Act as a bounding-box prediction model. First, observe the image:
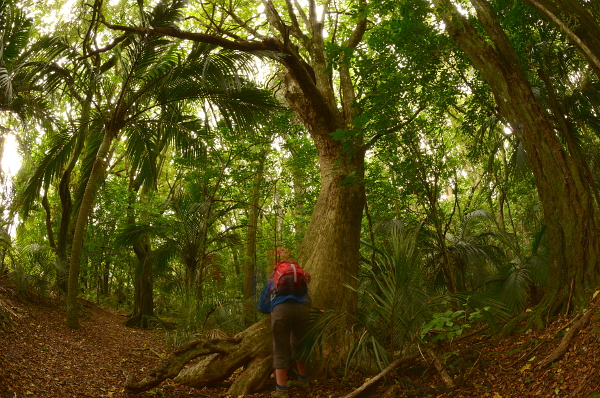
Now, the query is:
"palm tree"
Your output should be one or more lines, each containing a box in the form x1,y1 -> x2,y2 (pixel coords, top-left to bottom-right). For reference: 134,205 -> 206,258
114,190 -> 239,331
65,44 -> 273,328
437,210 -> 506,292
16,0 -> 275,329
0,0 -> 64,121
307,219 -> 506,374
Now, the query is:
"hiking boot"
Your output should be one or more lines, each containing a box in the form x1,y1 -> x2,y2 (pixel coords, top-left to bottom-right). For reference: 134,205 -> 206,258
287,378 -> 310,390
271,387 -> 290,398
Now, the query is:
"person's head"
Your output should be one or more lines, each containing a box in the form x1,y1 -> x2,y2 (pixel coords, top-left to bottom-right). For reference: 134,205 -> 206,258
272,247 -> 293,264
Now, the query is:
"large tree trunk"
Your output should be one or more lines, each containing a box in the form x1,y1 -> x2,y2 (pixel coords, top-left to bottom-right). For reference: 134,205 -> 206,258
433,0 -> 600,316
110,0 -> 368,390
297,137 -> 365,314
125,236 -> 154,328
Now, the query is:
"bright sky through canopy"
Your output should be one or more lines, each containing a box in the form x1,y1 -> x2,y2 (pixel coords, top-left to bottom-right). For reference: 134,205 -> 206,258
2,134 -> 21,177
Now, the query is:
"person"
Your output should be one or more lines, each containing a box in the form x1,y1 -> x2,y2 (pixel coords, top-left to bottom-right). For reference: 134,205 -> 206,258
258,249 -> 311,398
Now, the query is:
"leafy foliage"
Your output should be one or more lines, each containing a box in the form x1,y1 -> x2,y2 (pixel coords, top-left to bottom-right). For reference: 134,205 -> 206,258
305,220 -> 507,374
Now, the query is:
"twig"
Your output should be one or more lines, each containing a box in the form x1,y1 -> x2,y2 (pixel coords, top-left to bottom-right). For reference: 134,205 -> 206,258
465,351 -> 482,378
570,376 -> 590,397
508,340 -> 546,367
78,34 -> 129,59
454,325 -> 489,342
340,354 -> 419,398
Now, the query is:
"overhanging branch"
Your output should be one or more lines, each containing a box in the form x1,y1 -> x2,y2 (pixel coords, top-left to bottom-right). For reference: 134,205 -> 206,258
101,20 -> 281,53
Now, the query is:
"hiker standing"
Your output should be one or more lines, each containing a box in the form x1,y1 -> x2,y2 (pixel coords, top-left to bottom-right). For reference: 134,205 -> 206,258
258,249 -> 311,398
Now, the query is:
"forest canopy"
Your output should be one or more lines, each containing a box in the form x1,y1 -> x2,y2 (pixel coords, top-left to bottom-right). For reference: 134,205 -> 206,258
1,0 -> 600,394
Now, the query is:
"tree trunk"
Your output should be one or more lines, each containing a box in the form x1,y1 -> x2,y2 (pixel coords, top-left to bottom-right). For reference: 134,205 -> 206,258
298,146 -> 365,314
125,183 -> 155,328
102,259 -> 110,296
280,65 -> 366,315
55,168 -> 74,295
243,153 -> 265,325
125,236 -> 154,328
56,89 -> 92,295
56,110 -> 92,293
41,193 -> 56,249
66,131 -> 114,329
433,0 -> 600,315
523,0 -> 600,77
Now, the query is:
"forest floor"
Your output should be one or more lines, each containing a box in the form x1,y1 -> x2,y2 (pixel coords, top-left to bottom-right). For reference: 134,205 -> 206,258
1,285 -> 600,398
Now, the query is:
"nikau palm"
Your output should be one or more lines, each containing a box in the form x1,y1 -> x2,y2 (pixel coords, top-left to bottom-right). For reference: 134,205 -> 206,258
8,0 -> 275,329
66,48 -> 271,328
0,0 -> 61,120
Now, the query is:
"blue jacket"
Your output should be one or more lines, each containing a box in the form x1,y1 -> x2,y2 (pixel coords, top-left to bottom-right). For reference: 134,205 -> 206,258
257,279 -> 310,314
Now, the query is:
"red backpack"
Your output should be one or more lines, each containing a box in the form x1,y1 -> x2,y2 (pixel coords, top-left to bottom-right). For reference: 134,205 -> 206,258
272,261 -> 311,296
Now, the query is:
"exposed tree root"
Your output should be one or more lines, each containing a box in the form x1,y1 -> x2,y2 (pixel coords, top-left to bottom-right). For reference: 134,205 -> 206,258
538,294 -> 600,368
123,317 -> 272,394
499,312 -> 528,337
124,313 -> 175,329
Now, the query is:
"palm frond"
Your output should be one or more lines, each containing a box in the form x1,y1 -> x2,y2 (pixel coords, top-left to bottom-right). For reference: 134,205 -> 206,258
150,0 -> 188,29
18,129 -> 79,216
125,123 -> 161,189
114,223 -> 155,247
0,1 -> 32,64
500,263 -> 532,313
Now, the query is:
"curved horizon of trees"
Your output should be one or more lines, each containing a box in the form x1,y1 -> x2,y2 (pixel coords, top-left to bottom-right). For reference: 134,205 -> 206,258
1,0 -> 600,388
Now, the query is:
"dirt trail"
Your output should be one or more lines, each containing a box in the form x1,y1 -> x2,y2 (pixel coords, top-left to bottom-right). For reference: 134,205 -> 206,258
0,296 -> 360,397
1,291 -> 600,397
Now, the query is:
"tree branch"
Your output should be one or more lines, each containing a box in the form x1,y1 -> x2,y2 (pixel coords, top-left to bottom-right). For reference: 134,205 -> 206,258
525,0 -> 600,76
79,32 -> 129,60
344,0 -> 367,48
292,0 -> 310,30
261,0 -> 287,39
363,104 -> 426,150
283,0 -> 304,41
101,20 -> 281,53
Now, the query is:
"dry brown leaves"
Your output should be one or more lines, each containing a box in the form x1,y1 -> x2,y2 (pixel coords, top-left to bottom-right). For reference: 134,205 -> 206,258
1,289 -> 599,398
